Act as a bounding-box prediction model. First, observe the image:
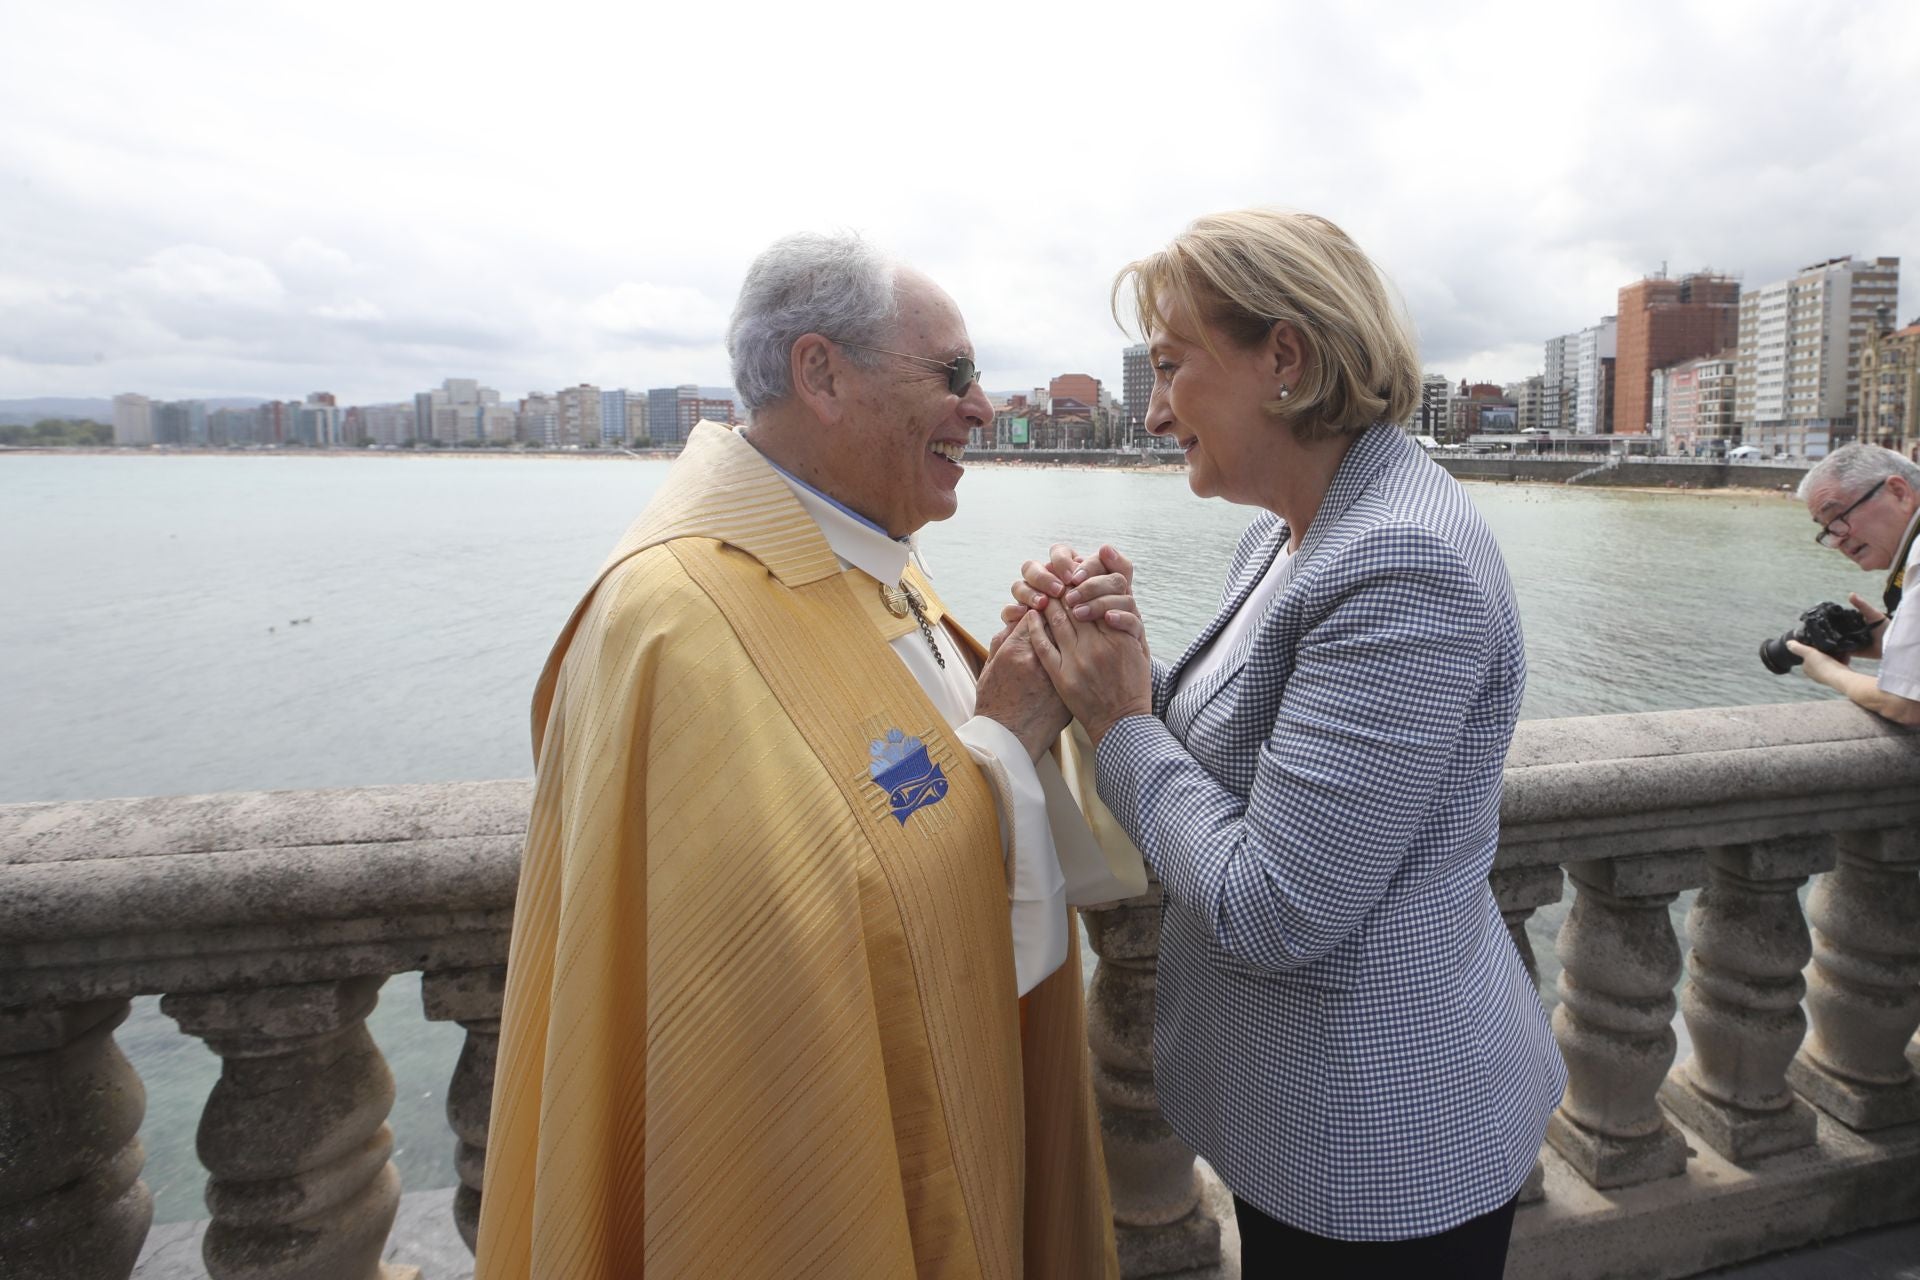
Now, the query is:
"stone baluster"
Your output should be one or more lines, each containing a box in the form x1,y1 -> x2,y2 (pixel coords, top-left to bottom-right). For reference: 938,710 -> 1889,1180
1660,838 -> 1829,1161
1491,865 -> 1563,992
421,965 -> 506,1253
1083,880 -> 1222,1278
1491,865 -> 1563,1204
0,999 -> 152,1279
1789,826 -> 1920,1129
1547,853 -> 1699,1188
162,976 -> 418,1280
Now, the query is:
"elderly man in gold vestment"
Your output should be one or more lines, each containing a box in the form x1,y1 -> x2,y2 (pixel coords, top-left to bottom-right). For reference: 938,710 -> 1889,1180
474,233 -> 1128,1278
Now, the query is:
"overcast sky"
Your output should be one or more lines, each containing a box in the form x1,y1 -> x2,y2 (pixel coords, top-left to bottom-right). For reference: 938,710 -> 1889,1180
3,0 -> 1917,406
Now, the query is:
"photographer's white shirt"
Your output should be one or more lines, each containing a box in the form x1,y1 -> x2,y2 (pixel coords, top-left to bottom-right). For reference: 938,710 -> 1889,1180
1878,508 -> 1920,702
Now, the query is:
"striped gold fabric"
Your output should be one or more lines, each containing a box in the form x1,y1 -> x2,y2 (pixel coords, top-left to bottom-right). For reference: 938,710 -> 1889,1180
476,423 -> 1116,1278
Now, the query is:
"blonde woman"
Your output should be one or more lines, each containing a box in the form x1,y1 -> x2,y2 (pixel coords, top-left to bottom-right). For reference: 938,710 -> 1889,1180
1011,210 -> 1564,1275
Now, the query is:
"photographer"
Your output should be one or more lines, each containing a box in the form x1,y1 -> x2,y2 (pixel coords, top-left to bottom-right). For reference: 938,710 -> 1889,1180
1791,444 -> 1920,726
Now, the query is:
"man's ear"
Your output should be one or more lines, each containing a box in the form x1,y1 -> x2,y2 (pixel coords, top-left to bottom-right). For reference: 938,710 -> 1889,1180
1891,472 -> 1918,510
791,333 -> 845,424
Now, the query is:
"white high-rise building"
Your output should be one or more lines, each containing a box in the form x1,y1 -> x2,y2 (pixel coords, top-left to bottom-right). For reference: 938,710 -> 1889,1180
1736,255 -> 1901,458
1574,318 -> 1617,434
296,394 -> 340,447
416,378 -> 502,444
1542,333 -> 1577,432
113,393 -> 154,446
1417,374 -> 1451,439
361,404 -> 415,446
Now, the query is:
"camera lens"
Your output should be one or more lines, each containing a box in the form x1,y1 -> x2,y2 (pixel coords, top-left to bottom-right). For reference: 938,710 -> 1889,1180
1759,635 -> 1802,675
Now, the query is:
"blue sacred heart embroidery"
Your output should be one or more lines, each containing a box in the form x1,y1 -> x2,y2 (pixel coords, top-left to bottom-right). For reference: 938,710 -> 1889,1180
868,728 -> 949,826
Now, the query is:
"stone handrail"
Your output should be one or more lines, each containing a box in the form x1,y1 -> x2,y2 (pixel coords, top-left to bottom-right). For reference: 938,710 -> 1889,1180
2,702 -> 1917,1278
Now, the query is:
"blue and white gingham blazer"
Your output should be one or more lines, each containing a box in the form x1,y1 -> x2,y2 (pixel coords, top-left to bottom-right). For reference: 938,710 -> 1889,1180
1096,424 -> 1565,1241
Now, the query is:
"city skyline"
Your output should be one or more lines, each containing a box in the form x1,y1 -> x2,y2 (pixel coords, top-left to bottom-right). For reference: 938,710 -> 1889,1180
3,3 -> 1917,406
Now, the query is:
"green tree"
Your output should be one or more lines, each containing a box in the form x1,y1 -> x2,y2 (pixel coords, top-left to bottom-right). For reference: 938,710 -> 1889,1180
1,418 -> 112,446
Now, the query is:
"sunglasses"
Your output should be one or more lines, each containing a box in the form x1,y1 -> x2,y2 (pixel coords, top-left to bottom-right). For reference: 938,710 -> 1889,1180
833,340 -> 980,396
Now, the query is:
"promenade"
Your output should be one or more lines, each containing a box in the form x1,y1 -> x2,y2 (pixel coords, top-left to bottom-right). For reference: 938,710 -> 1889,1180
5,699 -> 1917,1279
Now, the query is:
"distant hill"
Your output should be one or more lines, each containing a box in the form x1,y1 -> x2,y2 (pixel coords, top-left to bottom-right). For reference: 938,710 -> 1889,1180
0,396 -> 265,426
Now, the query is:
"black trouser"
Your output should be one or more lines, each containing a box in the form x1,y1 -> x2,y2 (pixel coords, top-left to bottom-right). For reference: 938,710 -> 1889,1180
1233,1192 -> 1519,1278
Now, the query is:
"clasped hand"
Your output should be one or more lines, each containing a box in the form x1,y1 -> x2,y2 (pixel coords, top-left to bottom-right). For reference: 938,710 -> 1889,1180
984,543 -> 1153,747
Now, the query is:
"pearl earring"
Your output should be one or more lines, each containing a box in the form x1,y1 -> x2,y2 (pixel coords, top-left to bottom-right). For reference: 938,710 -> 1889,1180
1277,385 -> 1291,400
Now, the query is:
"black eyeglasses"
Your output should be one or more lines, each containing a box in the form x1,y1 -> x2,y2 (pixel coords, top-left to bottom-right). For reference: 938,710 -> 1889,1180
1815,478 -> 1886,547
833,340 -> 980,396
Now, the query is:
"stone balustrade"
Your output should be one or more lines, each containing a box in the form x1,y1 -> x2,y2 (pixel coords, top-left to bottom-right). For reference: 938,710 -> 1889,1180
0,782 -> 527,1280
2,703 -> 1917,1279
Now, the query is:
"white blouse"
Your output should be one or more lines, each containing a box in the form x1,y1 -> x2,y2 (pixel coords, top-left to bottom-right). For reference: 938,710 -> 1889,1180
1174,539 -> 1292,700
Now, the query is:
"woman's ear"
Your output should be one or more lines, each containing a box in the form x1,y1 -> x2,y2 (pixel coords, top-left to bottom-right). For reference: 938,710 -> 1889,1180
1269,321 -> 1308,393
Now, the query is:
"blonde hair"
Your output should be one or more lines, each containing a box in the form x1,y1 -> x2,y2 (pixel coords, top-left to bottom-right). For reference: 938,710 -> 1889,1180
1114,209 -> 1420,439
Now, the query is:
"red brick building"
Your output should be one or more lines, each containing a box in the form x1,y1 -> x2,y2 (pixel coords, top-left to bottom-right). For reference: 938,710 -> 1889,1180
1048,374 -> 1101,408
1614,273 -> 1739,436
1448,381 -> 1513,443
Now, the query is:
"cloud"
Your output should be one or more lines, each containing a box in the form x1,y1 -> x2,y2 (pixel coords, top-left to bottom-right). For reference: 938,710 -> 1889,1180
1,0 -> 1916,402
126,246 -> 285,309
582,282 -> 730,346
283,237 -> 357,276
312,299 -> 384,323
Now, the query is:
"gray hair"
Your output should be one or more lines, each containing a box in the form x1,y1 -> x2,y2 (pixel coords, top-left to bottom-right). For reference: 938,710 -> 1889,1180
1797,443 -> 1920,502
727,232 -> 900,414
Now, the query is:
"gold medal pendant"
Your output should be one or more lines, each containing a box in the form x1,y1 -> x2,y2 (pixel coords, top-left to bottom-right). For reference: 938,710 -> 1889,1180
880,580 -> 944,668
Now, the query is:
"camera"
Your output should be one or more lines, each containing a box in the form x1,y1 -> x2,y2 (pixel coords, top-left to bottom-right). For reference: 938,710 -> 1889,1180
1759,602 -> 1877,674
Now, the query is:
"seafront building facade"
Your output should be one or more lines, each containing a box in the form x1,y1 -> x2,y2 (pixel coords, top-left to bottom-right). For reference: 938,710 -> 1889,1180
111,393 -> 154,446
1541,320 -> 1616,436
1447,381 -> 1514,443
1508,375 -> 1544,433
599,388 -> 640,445
1735,255 -> 1901,458
1573,318 -> 1617,434
1614,272 -> 1740,436
1651,354 -> 1738,454
1417,373 -> 1453,440
1860,316 -> 1920,458
358,403 -> 416,447
554,384 -> 603,448
646,385 -> 735,447
1542,333 -> 1576,432
1122,343 -> 1150,444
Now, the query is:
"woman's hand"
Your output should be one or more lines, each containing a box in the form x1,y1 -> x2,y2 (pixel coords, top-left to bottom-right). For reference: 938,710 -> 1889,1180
992,543 -> 1147,657
1023,592 -> 1153,746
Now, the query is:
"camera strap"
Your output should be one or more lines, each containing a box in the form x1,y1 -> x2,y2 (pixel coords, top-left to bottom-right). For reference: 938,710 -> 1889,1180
1886,511 -> 1920,618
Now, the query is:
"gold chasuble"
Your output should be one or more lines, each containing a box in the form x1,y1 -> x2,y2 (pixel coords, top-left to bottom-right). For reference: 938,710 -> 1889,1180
475,423 -> 1117,1279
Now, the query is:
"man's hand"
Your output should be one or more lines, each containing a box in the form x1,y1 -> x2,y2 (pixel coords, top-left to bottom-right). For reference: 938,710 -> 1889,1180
1849,593 -> 1889,661
1025,595 -> 1154,747
1788,640 -> 1853,688
1788,639 -> 1920,726
974,616 -> 1073,760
